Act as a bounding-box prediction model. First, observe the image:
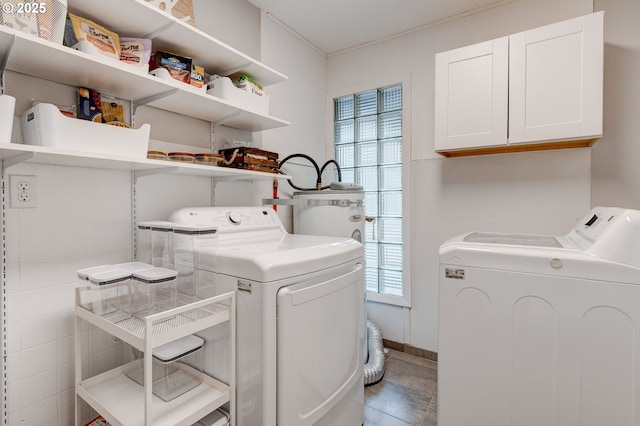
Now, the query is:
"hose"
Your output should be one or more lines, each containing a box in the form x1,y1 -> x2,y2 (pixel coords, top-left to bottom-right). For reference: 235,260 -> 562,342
364,320 -> 386,385
278,153 -> 342,191
319,159 -> 342,190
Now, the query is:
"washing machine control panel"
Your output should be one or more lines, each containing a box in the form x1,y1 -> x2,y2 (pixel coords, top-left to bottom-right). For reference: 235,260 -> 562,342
170,207 -> 284,233
571,206 -> 624,244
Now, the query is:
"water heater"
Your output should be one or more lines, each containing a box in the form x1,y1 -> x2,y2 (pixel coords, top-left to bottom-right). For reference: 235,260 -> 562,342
293,189 -> 365,242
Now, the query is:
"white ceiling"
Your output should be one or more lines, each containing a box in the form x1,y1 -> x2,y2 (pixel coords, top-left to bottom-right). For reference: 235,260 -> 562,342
248,0 -> 508,54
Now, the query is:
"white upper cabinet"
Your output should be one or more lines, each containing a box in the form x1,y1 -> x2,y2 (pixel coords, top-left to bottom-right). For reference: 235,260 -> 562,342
509,12 -> 603,145
434,12 -> 604,156
434,37 -> 508,152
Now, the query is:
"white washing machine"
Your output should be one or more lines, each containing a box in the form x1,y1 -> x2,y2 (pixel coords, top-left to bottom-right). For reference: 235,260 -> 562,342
169,207 -> 365,426
438,206 -> 640,426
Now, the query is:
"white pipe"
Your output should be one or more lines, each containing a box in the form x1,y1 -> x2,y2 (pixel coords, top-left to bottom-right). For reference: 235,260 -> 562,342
364,320 -> 386,385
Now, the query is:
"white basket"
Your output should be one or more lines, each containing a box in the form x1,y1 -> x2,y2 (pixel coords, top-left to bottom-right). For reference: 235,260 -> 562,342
21,103 -> 150,159
0,0 -> 67,44
207,76 -> 269,115
0,95 -> 16,144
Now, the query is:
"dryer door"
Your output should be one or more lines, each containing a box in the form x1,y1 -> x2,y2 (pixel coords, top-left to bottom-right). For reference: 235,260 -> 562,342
276,263 -> 365,426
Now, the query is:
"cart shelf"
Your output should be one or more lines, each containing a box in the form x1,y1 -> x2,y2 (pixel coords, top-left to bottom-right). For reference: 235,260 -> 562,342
78,363 -> 228,426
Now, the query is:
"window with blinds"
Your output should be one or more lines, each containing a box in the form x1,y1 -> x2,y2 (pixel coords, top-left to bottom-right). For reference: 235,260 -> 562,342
333,85 -> 403,296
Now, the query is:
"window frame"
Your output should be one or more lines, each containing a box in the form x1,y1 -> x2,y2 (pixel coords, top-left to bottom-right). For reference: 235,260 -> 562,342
326,73 -> 412,308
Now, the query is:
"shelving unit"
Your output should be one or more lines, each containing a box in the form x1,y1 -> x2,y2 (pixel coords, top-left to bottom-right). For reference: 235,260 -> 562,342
0,142 -> 291,183
0,24 -> 289,131
67,0 -> 287,87
1,3 -> 289,423
75,291 -> 236,426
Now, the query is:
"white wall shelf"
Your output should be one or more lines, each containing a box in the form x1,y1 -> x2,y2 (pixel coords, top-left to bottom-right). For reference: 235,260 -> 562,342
67,0 -> 287,87
0,143 -> 290,183
0,25 -> 289,131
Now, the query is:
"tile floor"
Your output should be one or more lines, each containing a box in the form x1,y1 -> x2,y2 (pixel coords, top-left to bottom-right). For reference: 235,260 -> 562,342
364,349 -> 438,425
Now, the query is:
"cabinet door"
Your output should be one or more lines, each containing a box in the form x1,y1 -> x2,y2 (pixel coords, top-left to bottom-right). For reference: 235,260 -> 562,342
509,12 -> 603,144
434,37 -> 508,152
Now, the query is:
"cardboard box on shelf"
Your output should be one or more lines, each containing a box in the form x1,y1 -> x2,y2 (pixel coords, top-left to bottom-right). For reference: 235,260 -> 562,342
144,0 -> 196,26
150,50 -> 192,84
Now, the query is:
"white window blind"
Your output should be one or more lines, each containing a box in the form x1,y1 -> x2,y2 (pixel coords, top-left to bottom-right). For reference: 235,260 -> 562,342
334,85 -> 403,296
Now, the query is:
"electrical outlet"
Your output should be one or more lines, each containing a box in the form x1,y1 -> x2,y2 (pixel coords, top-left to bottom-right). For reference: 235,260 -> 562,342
9,175 -> 37,208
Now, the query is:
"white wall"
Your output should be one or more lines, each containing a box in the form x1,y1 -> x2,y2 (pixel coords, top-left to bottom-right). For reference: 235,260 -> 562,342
259,13 -> 329,229
591,0 -> 640,208
327,0 -> 594,352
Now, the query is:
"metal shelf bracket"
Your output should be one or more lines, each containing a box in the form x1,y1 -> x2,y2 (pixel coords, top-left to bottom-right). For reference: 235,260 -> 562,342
1,152 -> 36,174
133,166 -> 180,182
133,88 -> 180,112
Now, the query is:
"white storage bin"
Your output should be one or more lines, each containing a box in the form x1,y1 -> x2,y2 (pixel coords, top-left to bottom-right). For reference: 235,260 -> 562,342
0,95 -> 16,144
128,267 -> 178,318
21,103 -> 150,158
121,334 -> 205,402
207,76 -> 270,115
1,0 -> 67,44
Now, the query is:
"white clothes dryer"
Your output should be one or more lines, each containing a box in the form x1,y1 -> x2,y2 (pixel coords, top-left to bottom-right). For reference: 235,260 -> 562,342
169,207 -> 365,426
438,206 -> 640,426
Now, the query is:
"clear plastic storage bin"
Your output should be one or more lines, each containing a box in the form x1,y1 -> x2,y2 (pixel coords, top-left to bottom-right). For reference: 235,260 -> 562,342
120,334 -> 205,402
83,268 -> 132,322
128,267 -> 178,318
136,221 -> 175,268
172,224 -> 218,299
193,409 -> 230,426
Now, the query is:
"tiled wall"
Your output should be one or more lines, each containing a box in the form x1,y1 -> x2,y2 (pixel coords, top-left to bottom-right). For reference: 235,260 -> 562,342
4,163 -> 133,424
3,164 -> 219,424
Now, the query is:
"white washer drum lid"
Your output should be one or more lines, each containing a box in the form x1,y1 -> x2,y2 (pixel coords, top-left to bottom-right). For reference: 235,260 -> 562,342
195,233 -> 363,282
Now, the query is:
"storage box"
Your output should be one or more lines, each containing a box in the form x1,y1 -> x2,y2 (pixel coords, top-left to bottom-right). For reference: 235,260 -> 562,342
218,147 -> 279,173
21,103 -> 150,158
194,409 -> 230,426
137,221 -> 175,267
172,224 -> 218,298
120,334 -> 204,402
0,95 -> 16,144
144,0 -> 196,27
150,50 -> 192,84
207,76 -> 270,115
77,266 -> 133,322
77,87 -> 102,122
128,267 -> 178,318
1,0 -> 67,44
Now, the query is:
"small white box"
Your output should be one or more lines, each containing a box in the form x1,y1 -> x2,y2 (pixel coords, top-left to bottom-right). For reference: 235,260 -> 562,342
207,76 -> 269,115
21,103 -> 150,159
0,95 -> 16,144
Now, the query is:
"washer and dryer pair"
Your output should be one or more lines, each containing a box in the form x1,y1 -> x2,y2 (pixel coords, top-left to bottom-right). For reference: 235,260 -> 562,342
169,206 -> 365,426
439,206 -> 640,426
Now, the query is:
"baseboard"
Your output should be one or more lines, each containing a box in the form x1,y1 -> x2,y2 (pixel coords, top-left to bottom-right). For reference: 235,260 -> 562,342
382,338 -> 438,362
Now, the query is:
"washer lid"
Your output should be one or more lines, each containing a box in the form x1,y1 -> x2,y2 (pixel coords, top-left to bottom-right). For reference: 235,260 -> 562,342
463,232 -> 562,247
195,233 -> 363,282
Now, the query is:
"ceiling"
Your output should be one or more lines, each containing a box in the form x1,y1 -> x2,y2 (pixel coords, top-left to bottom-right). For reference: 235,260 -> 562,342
248,0 -> 508,55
